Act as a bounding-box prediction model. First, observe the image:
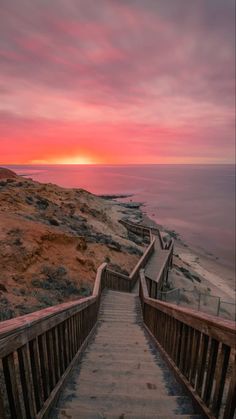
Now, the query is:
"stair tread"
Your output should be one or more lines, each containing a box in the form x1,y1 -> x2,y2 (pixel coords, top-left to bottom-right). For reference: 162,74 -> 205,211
50,290 -> 202,418
58,395 -> 198,415
79,359 -> 164,370
62,377 -> 185,397
53,408 -> 202,419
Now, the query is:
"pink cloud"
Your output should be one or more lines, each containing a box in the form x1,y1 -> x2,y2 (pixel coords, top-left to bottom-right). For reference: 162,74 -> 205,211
0,0 -> 234,164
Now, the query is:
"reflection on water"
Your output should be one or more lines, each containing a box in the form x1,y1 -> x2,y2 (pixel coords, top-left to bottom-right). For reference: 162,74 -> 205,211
6,164 -> 235,268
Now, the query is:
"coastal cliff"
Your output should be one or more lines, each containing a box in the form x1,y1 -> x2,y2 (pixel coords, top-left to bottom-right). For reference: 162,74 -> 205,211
0,168 -> 144,320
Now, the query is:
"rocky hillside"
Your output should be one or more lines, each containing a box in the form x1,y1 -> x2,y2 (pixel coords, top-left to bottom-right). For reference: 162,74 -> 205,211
0,168 -> 144,320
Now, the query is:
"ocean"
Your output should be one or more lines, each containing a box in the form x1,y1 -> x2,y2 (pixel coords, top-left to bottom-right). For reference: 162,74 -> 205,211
5,164 -> 235,269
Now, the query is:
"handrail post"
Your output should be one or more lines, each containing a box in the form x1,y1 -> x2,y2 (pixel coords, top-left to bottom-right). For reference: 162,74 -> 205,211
177,288 -> 180,305
198,292 -> 201,311
217,297 -> 221,317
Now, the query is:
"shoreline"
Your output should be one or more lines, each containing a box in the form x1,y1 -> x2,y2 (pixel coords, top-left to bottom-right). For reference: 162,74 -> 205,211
106,194 -> 236,303
117,198 -> 235,308
9,165 -> 235,271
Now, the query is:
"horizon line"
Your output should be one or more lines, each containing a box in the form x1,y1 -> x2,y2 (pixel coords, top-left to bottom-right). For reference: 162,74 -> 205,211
1,163 -> 235,166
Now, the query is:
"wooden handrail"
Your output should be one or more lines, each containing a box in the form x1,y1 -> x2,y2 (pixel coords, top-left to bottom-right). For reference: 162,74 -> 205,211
139,270 -> 236,419
0,263 -> 107,419
155,244 -> 173,285
105,235 -> 155,292
1,216 -> 234,419
0,230 -> 155,419
119,219 -> 151,239
0,263 -> 106,343
119,219 -> 172,250
120,219 -> 174,292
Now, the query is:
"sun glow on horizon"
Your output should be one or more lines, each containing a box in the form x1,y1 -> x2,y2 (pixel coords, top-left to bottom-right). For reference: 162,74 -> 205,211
31,156 -> 97,165
0,1 -> 234,165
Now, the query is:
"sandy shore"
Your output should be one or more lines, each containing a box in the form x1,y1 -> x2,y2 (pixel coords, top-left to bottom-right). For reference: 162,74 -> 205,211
135,209 -> 235,320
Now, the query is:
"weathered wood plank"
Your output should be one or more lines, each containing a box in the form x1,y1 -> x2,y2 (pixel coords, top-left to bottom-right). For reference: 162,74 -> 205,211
0,297 -> 96,358
2,353 -> 23,419
223,353 -> 236,419
57,323 -> 65,375
63,320 -> 70,368
141,294 -> 235,347
52,327 -> 61,383
179,323 -> 187,373
0,360 -> 8,419
46,330 -> 56,390
184,326 -> 194,379
36,322 -> 98,419
0,263 -> 107,359
212,343 -> 230,417
202,338 -> 219,406
196,334 -> 209,396
29,337 -> 44,410
140,268 -> 236,419
143,323 -> 215,419
190,329 -> 201,387
38,333 -> 50,400
18,343 -> 37,418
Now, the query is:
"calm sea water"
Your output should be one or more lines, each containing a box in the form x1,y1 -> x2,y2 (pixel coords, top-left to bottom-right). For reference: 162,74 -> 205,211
6,165 -> 235,268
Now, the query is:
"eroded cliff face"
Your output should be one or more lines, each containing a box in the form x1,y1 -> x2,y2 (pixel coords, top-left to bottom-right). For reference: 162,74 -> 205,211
0,168 -> 143,320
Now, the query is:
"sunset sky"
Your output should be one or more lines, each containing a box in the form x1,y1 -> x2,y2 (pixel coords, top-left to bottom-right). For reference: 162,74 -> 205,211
0,0 -> 235,164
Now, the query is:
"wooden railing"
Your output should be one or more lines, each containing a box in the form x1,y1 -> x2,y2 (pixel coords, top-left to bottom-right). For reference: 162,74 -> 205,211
0,217 -> 159,419
104,234 -> 155,292
119,219 -> 173,250
0,227 -> 155,419
0,263 -> 107,419
120,219 -> 174,292
119,219 -> 151,240
139,270 -> 236,419
1,217 -> 234,419
146,239 -> 174,293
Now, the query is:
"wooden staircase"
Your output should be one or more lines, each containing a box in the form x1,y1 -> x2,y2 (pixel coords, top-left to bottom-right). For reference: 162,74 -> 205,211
0,221 -> 235,419
52,290 -> 202,418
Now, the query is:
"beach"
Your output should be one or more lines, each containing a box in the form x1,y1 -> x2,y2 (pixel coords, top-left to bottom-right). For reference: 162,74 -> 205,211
139,210 -> 235,319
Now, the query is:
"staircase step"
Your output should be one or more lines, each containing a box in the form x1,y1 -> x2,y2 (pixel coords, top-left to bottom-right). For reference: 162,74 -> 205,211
50,290 -> 202,418
75,363 -> 180,382
94,332 -> 146,340
78,359 -> 176,375
99,316 -> 138,319
96,324 -> 144,332
100,309 -> 138,314
100,305 -> 138,310
102,296 -> 136,301
98,320 -> 139,324
98,319 -> 144,335
59,395 -> 199,416
94,328 -> 145,335
53,408 -> 203,419
93,337 -> 148,345
101,303 -> 138,306
84,342 -> 150,350
83,350 -> 155,362
98,320 -> 141,325
100,307 -> 137,311
63,375 -> 186,397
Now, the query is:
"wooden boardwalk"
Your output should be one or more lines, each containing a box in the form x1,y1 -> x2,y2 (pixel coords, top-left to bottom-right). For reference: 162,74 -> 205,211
52,290 -> 202,418
0,221 -> 235,419
144,233 -> 169,281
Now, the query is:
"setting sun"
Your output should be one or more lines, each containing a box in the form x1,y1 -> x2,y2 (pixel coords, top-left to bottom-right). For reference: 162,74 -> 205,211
31,156 -> 96,165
